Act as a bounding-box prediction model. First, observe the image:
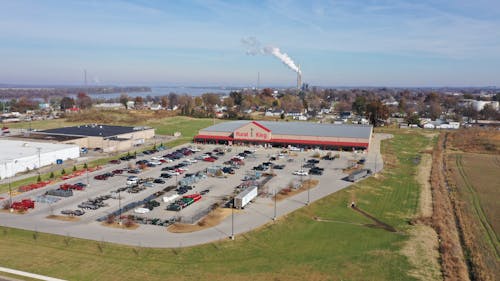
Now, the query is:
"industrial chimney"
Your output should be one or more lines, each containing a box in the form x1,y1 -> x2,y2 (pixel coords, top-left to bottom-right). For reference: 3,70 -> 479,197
296,65 -> 302,90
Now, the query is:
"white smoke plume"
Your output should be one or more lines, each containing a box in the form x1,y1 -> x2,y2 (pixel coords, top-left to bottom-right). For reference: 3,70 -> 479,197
242,36 -> 301,74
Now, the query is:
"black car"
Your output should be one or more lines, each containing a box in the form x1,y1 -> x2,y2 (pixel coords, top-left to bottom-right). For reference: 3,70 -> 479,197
200,189 -> 210,195
222,167 -> 235,174
253,165 -> 267,171
243,150 -> 253,154
307,159 -> 320,164
160,173 -> 172,178
309,169 -> 323,175
272,164 -> 285,169
154,178 -> 166,184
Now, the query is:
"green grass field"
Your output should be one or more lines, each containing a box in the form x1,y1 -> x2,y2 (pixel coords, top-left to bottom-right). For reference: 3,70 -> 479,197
0,129 -> 430,281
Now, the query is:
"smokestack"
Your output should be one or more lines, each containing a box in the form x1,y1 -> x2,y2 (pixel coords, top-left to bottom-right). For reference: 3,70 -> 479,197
297,65 -> 302,90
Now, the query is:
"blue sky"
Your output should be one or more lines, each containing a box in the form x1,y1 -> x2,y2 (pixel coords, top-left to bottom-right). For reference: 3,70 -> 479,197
1,0 -> 499,87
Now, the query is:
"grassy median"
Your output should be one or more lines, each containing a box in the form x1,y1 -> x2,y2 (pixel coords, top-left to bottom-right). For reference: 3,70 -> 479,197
0,129 -> 431,281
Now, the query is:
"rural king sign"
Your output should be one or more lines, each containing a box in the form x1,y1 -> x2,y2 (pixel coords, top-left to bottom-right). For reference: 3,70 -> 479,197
234,122 -> 271,140
235,131 -> 268,140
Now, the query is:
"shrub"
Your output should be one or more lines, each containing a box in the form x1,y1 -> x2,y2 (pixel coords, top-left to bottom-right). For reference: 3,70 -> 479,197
106,214 -> 115,224
72,165 -> 77,172
83,163 -> 88,169
49,172 -> 55,179
61,169 -> 66,175
37,175 -> 42,182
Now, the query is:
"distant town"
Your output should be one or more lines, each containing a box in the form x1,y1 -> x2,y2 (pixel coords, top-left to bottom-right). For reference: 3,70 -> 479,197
1,86 -> 499,130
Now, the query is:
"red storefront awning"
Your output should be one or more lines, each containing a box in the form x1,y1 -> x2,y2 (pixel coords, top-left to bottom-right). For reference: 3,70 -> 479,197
269,138 -> 369,148
194,135 -> 233,141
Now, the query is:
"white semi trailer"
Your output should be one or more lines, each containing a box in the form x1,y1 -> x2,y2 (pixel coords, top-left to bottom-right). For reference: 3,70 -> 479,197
234,185 -> 258,209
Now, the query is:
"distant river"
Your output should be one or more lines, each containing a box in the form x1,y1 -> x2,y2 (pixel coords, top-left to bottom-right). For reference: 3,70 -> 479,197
87,87 -> 234,99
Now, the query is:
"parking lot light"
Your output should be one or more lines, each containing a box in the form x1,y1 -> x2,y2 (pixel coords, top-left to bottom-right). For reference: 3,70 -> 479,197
230,200 -> 235,240
273,189 -> 277,221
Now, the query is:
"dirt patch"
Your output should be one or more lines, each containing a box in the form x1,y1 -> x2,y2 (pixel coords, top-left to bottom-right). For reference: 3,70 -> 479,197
417,154 -> 433,218
0,209 -> 27,215
46,215 -> 80,222
167,208 -> 234,233
275,179 -> 319,201
351,206 -> 397,232
101,221 -> 139,230
401,224 -> 442,281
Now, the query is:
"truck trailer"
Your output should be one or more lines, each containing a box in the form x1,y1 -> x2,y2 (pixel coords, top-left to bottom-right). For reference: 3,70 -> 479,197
234,185 -> 258,209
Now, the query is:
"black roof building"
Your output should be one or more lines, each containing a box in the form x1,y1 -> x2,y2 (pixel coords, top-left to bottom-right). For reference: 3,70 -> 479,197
39,124 -> 150,138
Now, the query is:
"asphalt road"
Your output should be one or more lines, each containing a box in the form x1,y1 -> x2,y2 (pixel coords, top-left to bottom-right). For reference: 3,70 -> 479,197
0,134 -> 390,248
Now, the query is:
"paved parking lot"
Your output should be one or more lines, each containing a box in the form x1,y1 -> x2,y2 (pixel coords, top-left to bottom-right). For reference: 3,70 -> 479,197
0,133 -> 390,247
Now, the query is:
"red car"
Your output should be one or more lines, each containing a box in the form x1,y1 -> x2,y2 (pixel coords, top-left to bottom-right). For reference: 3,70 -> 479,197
109,159 -> 121,164
112,169 -> 123,174
203,157 -> 216,162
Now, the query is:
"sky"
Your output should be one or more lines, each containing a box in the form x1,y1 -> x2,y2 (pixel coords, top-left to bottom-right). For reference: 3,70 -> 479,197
0,0 -> 499,87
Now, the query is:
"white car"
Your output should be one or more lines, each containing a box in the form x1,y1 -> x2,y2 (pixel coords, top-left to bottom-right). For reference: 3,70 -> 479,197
149,161 -> 162,165
151,156 -> 163,161
189,147 -> 201,152
187,159 -> 198,163
292,170 -> 308,176
126,179 -> 138,185
289,146 -> 301,151
167,171 -> 180,176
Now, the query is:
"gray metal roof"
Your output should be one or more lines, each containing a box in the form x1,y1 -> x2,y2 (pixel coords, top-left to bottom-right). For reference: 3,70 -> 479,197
200,120 -> 372,139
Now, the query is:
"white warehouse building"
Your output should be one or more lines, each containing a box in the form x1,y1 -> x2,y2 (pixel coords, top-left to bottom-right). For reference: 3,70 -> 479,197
0,140 -> 80,179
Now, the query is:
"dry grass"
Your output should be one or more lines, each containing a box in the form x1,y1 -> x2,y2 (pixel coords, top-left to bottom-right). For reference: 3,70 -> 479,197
46,215 -> 80,222
65,109 -> 177,125
430,133 -> 470,281
445,153 -> 500,281
447,128 -> 500,154
167,208 -> 234,233
100,221 -> 139,230
401,224 -> 442,281
417,154 -> 433,218
275,179 -> 319,201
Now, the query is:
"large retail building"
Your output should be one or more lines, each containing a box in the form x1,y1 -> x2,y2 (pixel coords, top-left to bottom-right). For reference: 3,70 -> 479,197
194,120 -> 372,150
24,124 -> 155,153
0,140 -> 80,179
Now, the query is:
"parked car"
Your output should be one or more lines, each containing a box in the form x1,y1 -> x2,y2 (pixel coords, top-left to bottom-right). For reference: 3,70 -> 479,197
292,170 -> 308,176
109,159 -> 121,164
154,178 -> 166,184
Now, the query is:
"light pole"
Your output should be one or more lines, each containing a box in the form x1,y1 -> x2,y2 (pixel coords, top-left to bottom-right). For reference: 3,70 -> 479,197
306,174 -> 311,206
86,162 -> 90,187
273,188 -> 277,221
36,147 -> 41,171
118,189 -> 122,225
230,199 -> 235,240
